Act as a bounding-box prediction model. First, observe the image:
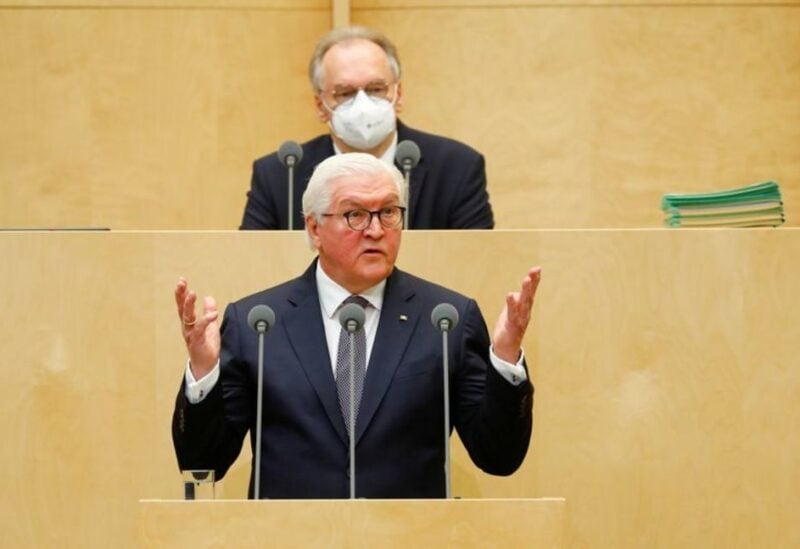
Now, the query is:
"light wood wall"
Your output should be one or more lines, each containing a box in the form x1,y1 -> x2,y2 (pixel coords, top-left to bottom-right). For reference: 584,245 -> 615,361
1,1 -> 798,229
1,230 -> 798,548
0,1 -> 330,230
354,0 -> 800,228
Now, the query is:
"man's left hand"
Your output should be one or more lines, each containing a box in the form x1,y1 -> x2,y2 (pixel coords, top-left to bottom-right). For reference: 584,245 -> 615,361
492,267 -> 542,363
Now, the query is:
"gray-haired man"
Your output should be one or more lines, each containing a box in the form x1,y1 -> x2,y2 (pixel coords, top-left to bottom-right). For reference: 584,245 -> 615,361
240,26 -> 494,230
179,153 -> 539,498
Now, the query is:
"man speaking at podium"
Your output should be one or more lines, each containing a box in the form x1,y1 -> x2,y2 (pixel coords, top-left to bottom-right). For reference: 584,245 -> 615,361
175,153 -> 540,498
240,26 -> 494,231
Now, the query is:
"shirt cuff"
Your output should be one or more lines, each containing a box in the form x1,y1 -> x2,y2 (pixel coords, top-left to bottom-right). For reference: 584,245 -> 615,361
489,346 -> 528,386
184,359 -> 221,404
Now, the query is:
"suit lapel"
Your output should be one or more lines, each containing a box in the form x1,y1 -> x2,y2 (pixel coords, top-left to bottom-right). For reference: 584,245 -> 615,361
283,261 -> 348,444
280,263 -> 423,446
356,269 -> 420,443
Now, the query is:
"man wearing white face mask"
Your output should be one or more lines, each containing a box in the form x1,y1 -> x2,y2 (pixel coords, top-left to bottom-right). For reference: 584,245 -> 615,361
240,26 -> 495,231
325,87 -> 398,151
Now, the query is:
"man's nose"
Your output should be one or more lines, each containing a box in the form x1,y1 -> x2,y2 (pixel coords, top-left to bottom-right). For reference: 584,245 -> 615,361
363,213 -> 385,236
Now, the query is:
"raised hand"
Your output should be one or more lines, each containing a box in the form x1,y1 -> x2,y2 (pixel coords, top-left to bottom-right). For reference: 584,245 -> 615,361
174,277 -> 221,380
492,267 -> 542,364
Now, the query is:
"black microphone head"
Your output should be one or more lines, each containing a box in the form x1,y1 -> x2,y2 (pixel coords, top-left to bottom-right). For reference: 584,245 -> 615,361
395,140 -> 421,169
248,304 -> 276,334
339,302 -> 366,333
431,303 -> 459,332
278,141 -> 303,167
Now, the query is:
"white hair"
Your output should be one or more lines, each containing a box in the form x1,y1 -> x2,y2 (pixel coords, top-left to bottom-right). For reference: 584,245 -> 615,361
302,153 -> 407,249
308,26 -> 401,93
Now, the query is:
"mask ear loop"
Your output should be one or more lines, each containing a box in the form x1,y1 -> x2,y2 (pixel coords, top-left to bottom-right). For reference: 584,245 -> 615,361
319,94 -> 339,136
387,82 -> 399,108
320,93 -> 337,114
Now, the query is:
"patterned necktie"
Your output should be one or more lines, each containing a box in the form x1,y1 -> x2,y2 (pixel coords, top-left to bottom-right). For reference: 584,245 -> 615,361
336,295 -> 369,437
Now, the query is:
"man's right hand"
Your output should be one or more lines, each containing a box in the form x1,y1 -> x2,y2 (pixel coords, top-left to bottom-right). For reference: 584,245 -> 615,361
174,277 -> 220,380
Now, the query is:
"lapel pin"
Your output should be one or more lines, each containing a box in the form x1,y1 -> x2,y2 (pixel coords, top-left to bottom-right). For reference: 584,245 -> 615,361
399,314 -> 408,322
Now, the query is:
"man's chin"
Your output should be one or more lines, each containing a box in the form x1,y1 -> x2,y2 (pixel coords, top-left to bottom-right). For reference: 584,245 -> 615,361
357,261 -> 392,282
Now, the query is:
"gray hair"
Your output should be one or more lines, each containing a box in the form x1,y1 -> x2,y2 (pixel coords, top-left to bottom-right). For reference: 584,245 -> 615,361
308,26 -> 401,93
302,153 -> 407,249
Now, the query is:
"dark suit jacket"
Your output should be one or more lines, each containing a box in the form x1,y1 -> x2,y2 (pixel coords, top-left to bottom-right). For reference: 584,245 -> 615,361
239,121 -> 495,230
172,261 -> 533,499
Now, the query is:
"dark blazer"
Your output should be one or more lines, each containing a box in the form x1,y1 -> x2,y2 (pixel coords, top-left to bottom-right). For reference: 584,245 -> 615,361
239,121 -> 495,230
172,261 -> 533,499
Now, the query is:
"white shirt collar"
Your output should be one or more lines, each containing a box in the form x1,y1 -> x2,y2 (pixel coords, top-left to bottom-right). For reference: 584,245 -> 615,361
315,261 -> 386,319
331,132 -> 398,167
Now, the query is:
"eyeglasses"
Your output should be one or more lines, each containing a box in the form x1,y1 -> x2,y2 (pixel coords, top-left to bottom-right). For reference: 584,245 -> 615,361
322,206 -> 406,231
325,82 -> 396,108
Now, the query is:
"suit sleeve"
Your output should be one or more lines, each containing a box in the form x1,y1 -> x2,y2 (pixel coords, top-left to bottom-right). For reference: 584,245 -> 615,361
240,160 -> 280,229
171,304 -> 254,480
449,152 -> 495,229
452,299 -> 533,475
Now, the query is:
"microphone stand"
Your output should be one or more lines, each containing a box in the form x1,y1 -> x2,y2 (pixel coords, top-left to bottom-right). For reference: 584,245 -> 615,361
338,302 -> 366,499
254,324 -> 266,499
431,303 -> 458,499
347,327 -> 357,499
402,161 -> 411,229
247,304 -> 276,500
395,140 -> 420,229
287,157 -> 296,230
440,327 -> 452,499
278,141 -> 303,230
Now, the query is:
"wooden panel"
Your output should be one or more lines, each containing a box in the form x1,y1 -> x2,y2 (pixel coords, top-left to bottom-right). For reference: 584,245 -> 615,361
0,233 -> 159,547
1,229 -> 799,547
333,0 -> 351,27
355,4 -> 800,228
3,2 -> 798,230
139,498 -> 566,547
355,1 -> 800,6
0,6 -> 329,230
0,1 -> 325,8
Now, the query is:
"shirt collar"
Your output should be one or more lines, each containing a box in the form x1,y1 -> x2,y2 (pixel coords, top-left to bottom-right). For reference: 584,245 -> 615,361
331,132 -> 398,167
316,261 -> 386,319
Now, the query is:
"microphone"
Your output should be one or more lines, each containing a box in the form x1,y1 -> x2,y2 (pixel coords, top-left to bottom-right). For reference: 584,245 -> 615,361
277,141 -> 303,230
395,140 -> 420,229
431,303 -> 459,499
247,304 -> 277,499
248,304 -> 276,333
339,302 -> 366,499
431,303 -> 459,332
340,302 -> 366,333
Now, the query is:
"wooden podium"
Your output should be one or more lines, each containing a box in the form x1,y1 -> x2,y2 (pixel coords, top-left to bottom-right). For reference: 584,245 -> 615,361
139,498 -> 566,547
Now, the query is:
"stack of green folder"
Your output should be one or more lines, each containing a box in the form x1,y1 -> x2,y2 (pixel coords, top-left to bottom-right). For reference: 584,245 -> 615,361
661,181 -> 785,228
